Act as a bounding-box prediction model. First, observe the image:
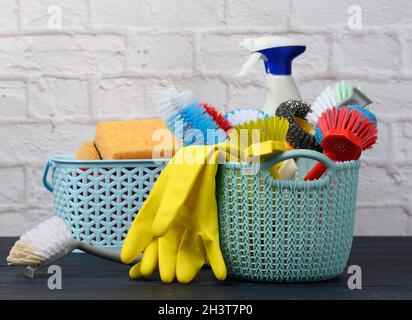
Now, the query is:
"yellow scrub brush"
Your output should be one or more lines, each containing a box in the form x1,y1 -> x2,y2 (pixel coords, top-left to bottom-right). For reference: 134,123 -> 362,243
229,115 -> 289,163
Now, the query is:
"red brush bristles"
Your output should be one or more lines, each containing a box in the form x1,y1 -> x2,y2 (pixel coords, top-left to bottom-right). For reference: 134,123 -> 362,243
201,102 -> 233,132
317,106 -> 377,150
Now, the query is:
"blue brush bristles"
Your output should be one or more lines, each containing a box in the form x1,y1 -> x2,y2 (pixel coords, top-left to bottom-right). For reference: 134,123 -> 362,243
346,105 -> 377,124
167,102 -> 227,146
314,104 -> 377,145
314,125 -> 324,144
224,108 -> 267,126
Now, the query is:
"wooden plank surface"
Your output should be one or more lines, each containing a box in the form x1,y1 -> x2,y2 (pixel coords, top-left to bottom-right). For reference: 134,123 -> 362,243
1,237 -> 411,300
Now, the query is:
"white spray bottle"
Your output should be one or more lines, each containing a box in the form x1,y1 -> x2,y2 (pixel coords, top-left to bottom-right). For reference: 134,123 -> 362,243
238,37 -> 306,114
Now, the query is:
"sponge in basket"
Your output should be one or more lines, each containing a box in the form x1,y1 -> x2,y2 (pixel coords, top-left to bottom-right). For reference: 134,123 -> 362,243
94,119 -> 180,160
76,141 -> 101,160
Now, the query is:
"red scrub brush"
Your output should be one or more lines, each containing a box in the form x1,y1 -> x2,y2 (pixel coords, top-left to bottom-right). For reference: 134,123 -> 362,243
304,106 -> 377,181
201,102 -> 233,132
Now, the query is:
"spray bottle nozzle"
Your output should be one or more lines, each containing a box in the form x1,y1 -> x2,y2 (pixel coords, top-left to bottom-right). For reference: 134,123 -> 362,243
258,46 -> 306,75
238,37 -> 306,76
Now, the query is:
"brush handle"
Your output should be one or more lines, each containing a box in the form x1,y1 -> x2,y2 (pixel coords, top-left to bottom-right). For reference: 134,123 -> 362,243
25,243 -> 141,279
340,87 -> 373,107
304,162 -> 327,181
260,149 -> 337,187
304,152 -> 335,181
77,242 -> 141,264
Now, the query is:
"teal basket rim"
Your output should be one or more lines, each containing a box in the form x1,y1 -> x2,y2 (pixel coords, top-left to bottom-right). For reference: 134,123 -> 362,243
222,158 -> 359,167
43,154 -> 169,192
220,159 -> 360,189
47,154 -> 170,165
219,149 -> 361,190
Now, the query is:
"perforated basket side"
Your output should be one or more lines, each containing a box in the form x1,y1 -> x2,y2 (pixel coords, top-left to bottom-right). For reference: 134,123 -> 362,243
47,156 -> 167,248
217,157 -> 360,282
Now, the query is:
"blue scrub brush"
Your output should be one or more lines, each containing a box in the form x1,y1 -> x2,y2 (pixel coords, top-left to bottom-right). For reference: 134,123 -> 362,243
151,86 -> 228,146
225,108 -> 267,126
346,105 -> 377,124
314,125 -> 324,145
151,86 -> 194,119
167,102 -> 228,146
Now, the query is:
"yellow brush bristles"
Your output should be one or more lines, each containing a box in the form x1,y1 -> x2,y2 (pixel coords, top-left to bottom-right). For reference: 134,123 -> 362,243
228,115 -> 289,161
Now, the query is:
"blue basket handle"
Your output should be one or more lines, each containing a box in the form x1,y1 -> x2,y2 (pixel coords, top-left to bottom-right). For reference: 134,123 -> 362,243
42,159 -> 54,192
259,149 -> 338,178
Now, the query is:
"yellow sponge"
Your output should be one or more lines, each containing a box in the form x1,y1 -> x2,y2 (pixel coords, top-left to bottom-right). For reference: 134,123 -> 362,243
76,141 -> 101,160
94,119 -> 180,160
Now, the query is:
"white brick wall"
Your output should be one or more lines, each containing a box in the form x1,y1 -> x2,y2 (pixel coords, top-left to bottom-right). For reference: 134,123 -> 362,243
28,77 -> 90,119
20,0 -> 89,30
0,0 -> 410,235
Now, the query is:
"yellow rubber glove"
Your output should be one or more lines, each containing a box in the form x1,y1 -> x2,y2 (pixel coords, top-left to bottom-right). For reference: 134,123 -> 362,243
129,238 -> 158,279
121,145 -> 228,283
153,148 -> 226,283
120,161 -> 173,265
128,224 -> 185,283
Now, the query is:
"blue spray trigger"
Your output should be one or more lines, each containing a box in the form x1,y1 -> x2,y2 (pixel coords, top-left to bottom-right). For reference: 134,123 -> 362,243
258,45 -> 306,75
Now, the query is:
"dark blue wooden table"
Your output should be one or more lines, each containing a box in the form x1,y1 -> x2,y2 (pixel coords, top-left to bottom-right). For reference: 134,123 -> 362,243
1,237 -> 411,300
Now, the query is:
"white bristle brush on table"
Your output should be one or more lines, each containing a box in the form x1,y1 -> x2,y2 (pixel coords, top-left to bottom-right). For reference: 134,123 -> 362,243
7,216 -> 140,278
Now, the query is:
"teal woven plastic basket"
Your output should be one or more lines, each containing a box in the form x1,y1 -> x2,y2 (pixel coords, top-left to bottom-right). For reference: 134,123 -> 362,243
217,149 -> 360,282
43,155 -> 167,249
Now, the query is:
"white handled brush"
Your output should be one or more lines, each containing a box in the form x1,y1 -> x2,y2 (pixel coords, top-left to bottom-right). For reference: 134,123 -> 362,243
309,80 -> 373,126
335,80 -> 372,108
308,85 -> 338,125
7,217 -> 139,278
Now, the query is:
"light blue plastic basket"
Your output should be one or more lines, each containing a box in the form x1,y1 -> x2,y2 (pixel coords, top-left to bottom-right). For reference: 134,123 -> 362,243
217,149 -> 361,282
43,155 -> 167,249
